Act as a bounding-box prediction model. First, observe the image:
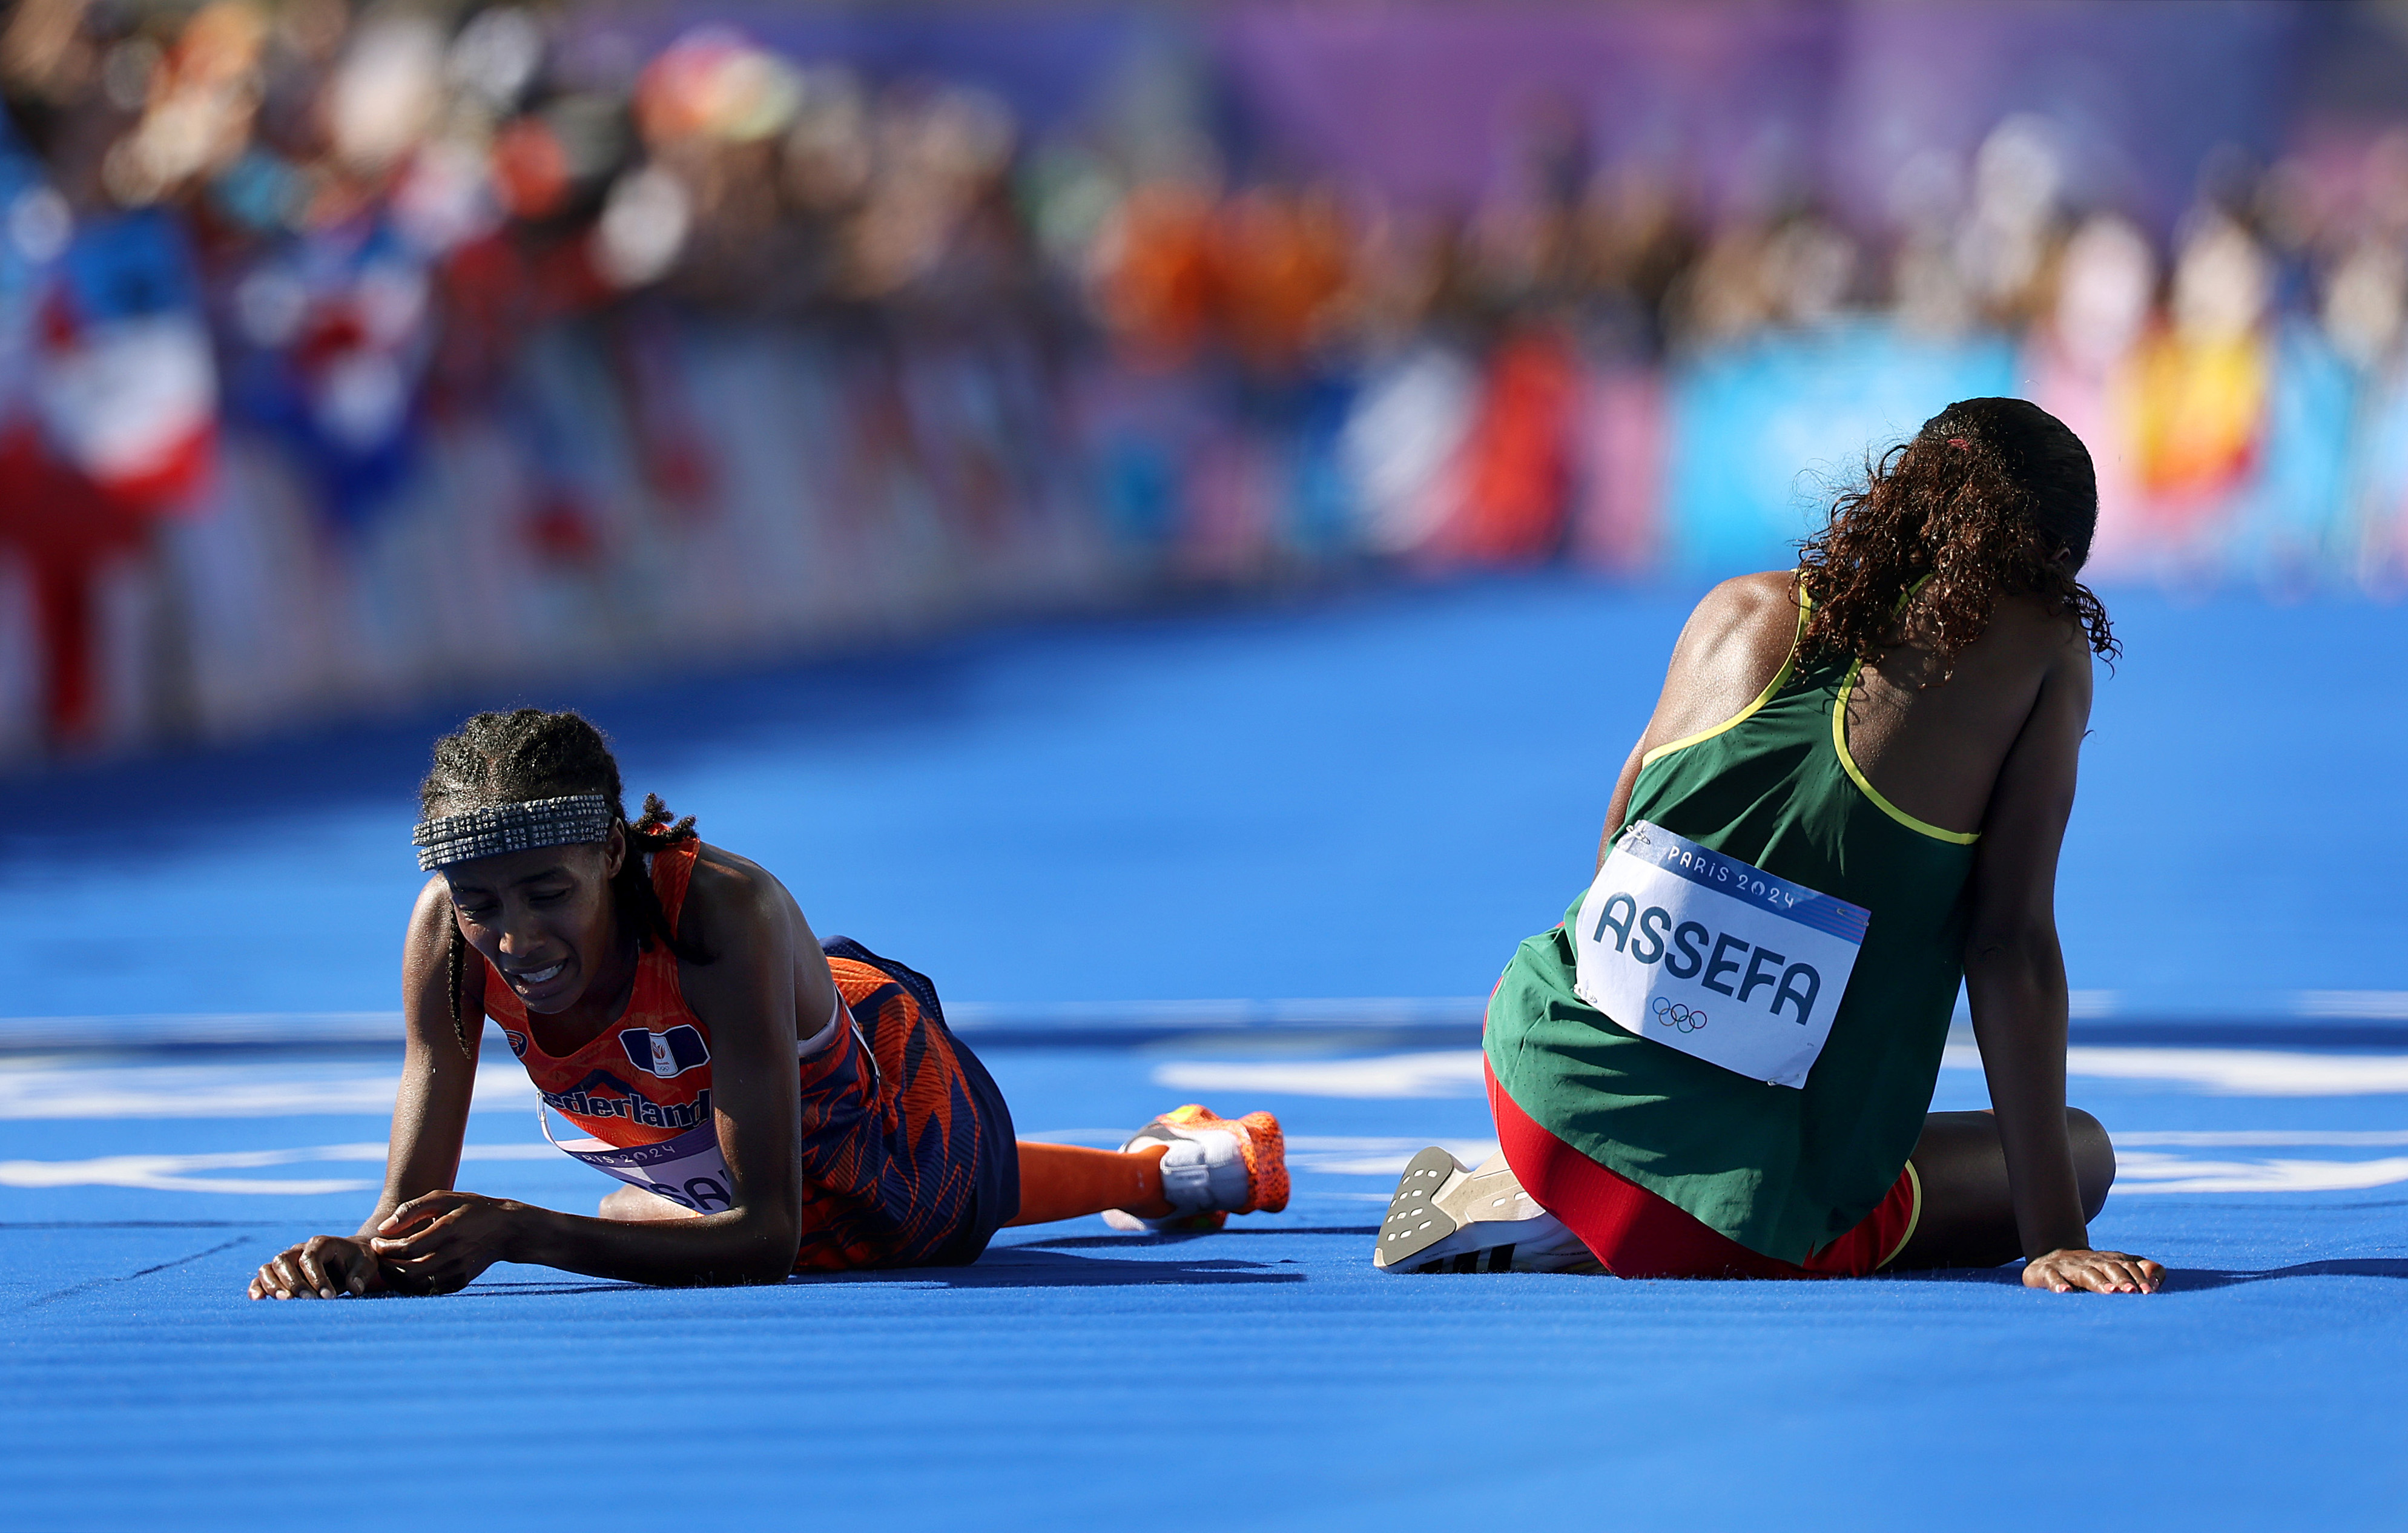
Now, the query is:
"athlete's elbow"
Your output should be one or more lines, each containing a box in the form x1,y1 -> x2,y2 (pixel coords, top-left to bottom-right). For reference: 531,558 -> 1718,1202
730,1251 -> 796,1285
1962,922 -> 2060,975
727,1212 -> 799,1285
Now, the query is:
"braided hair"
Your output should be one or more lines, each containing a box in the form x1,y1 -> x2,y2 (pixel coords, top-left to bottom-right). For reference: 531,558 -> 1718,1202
419,709 -> 713,1060
1796,397 -> 2117,676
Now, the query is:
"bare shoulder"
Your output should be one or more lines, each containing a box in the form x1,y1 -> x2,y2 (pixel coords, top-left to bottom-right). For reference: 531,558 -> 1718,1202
404,875 -> 453,963
673,840 -> 830,1035
409,874 -> 452,928
1663,570 -> 1800,677
1689,570 -> 1798,636
678,842 -> 799,948
1979,592 -> 2096,676
402,874 -> 481,1023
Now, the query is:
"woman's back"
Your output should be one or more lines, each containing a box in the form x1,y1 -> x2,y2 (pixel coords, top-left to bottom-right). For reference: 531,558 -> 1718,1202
1622,570 -> 2088,848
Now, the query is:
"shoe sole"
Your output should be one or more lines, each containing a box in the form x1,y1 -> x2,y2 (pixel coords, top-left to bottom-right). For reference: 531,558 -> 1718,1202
1373,1147 -> 1562,1273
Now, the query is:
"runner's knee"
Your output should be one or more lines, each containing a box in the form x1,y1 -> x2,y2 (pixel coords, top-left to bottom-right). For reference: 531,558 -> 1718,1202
2067,1107 -> 2114,1218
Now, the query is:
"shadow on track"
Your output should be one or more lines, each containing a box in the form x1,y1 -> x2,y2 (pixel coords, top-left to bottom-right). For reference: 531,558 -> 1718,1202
1003,1225 -> 1377,1251
458,1249 -> 1311,1299
1892,1258 -> 2408,1290
2157,1258 -> 2408,1290
808,1250 -> 1307,1288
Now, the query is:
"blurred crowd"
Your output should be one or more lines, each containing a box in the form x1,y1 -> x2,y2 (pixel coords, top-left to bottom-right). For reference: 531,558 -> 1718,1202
0,1 -> 2404,757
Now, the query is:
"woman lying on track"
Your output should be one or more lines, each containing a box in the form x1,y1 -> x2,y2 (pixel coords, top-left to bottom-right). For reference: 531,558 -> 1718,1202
251,708 -> 1287,1299
1380,397 -> 2162,1295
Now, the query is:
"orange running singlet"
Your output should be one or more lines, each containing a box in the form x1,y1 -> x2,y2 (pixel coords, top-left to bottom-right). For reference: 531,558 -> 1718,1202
481,840 -> 1018,1269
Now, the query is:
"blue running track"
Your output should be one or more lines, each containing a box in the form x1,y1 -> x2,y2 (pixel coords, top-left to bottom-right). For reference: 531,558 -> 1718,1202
0,576 -> 2402,1529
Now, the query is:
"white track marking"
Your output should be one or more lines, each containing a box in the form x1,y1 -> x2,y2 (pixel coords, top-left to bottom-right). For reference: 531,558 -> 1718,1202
0,1141 -> 554,1194
0,1062 -> 536,1119
5,1130 -> 2404,1196
2114,1129 -> 2408,1147
2110,1151 -> 2408,1194
1284,1136 -> 1499,1176
1943,1046 -> 2408,1096
1152,1052 -> 1483,1099
2295,992 -> 2408,1019
1164,1046 -> 2408,1100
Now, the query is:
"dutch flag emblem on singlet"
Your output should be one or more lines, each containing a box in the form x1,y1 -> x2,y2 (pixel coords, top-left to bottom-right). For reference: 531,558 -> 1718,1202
622,1024 -> 710,1080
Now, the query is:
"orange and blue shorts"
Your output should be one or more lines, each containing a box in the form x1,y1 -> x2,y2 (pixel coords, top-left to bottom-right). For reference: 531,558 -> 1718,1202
796,937 -> 1018,1270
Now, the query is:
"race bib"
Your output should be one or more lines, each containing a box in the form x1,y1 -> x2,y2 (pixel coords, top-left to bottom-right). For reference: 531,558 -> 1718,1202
539,1107 -> 737,1212
1571,820 -> 1869,1089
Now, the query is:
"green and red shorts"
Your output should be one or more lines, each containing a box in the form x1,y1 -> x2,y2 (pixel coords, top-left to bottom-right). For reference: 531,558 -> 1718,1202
1488,1060 -> 1921,1280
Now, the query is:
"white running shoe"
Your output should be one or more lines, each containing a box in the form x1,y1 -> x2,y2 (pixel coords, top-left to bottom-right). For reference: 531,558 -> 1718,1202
1372,1148 -> 1599,1273
1101,1104 -> 1290,1233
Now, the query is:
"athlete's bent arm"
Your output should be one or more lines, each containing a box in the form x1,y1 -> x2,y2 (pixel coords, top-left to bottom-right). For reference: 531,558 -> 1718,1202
366,859 -> 807,1292
1963,636 -> 2160,1294
249,880 -> 481,1299
1600,574 -> 1798,862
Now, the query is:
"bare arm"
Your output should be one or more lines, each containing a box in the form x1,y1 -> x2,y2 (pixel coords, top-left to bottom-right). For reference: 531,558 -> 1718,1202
371,880 -> 484,1231
1963,647 -> 2086,1256
1964,639 -> 2157,1291
1600,572 -> 1799,865
250,879 -> 483,1298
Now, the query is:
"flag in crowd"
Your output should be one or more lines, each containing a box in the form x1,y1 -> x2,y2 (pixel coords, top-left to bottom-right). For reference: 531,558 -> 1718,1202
0,0 -> 2400,756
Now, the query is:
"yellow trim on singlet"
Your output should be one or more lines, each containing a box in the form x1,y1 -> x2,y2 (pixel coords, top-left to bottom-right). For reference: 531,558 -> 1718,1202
1638,592 -> 1812,768
1876,1161 -> 1924,1270
1832,661 -> 1982,845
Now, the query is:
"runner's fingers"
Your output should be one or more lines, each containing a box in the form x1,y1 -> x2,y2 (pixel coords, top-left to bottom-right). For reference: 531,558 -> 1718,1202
380,1259 -> 433,1296
381,1249 -> 460,1291
380,1191 -> 464,1236
2065,1257 -> 2118,1293
379,1244 -> 444,1271
268,1251 -> 314,1299
371,1204 -> 463,1260
313,1236 -> 372,1297
296,1242 -> 334,1298
2109,1253 -> 2163,1293
2025,1250 -> 2160,1294
375,1213 -> 464,1261
2077,1254 -> 2152,1294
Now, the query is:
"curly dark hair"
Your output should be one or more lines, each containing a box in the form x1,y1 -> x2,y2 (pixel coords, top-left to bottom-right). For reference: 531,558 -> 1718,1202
420,708 -> 712,1060
1796,397 -> 2117,673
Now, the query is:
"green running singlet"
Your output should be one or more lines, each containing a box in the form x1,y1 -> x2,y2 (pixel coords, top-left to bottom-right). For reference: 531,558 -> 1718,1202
1485,588 -> 1981,1262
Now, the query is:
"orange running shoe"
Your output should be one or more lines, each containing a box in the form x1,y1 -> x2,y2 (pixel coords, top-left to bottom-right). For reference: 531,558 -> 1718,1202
1103,1104 -> 1290,1232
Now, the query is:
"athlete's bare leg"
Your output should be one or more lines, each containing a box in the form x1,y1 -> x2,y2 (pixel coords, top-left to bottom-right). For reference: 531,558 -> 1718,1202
1887,1109 -> 2114,1270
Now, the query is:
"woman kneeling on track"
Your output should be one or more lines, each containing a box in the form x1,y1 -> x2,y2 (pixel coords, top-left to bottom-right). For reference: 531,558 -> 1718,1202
1379,398 -> 2161,1295
251,709 -> 1287,1299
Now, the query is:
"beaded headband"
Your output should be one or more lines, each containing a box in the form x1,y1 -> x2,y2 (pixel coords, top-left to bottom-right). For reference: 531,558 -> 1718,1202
412,794 -> 615,871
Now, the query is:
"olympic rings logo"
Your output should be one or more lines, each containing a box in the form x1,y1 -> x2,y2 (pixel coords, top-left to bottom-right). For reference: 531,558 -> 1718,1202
1652,997 -> 1707,1034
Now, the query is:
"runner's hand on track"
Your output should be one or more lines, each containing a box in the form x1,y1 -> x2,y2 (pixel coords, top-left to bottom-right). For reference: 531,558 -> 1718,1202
369,1190 -> 522,1296
2023,1248 -> 2163,1294
247,1235 -> 384,1300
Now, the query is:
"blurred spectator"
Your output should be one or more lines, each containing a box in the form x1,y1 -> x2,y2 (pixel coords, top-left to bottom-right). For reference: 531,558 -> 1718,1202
0,1 -> 2397,759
